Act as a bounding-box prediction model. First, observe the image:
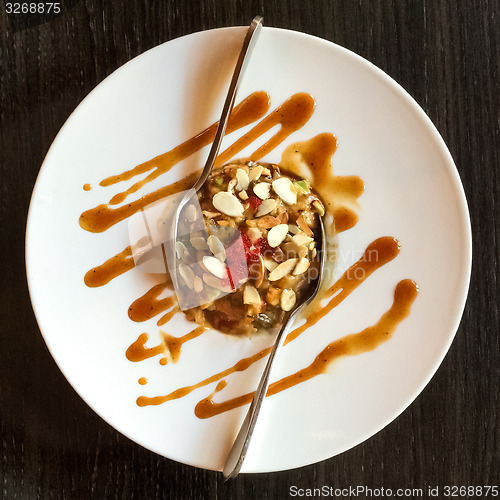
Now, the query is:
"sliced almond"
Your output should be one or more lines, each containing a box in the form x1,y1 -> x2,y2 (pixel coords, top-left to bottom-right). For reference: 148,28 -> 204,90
253,182 -> 271,200
256,198 -> 277,217
248,165 -> 264,182
191,236 -> 209,251
282,241 -> 308,259
212,192 -> 244,217
293,257 -> 310,275
277,211 -> 289,224
207,235 -> 226,261
185,204 -> 197,222
268,224 -> 289,248
257,215 -> 281,229
202,273 -> 232,293
247,227 -> 262,243
238,190 -> 249,200
296,214 -> 314,236
263,258 -> 278,271
261,167 -> 271,177
291,234 -> 314,246
243,284 -> 261,305
272,177 -> 297,205
202,255 -> 227,279
193,275 -> 204,293
312,199 -> 325,216
227,178 -> 237,193
288,224 -> 301,235
235,168 -> 249,190
175,241 -> 189,260
268,258 -> 298,281
311,248 -> 317,258
249,255 -> 264,288
280,289 -> 296,311
178,265 -> 195,289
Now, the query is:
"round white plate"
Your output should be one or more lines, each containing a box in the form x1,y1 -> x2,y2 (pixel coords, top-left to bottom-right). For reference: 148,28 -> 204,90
26,27 -> 471,472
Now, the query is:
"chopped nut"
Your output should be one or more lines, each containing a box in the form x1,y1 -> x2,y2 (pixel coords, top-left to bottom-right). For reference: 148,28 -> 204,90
178,265 -> 195,289
266,287 -> 281,306
291,234 -> 314,246
261,167 -> 271,177
212,192 -> 244,217
272,177 -> 297,205
256,198 -> 277,217
296,214 -> 313,236
185,204 -> 197,222
312,200 -> 325,216
247,227 -> 262,243
267,224 -> 289,247
250,255 -> 264,288
257,215 -> 281,229
288,224 -> 301,235
282,241 -> 308,259
238,190 -> 249,200
243,285 -> 261,305
202,255 -> 227,279
202,210 -> 220,218
202,273 -> 232,293
191,236 -> 209,251
293,257 -> 310,275
280,289 -> 296,311
263,258 -> 278,271
268,258 -> 298,281
227,178 -> 237,193
175,241 -> 189,260
193,275 -> 204,293
248,165 -> 264,182
235,168 -> 249,190
253,182 -> 271,200
207,235 -> 226,261
311,248 -> 317,258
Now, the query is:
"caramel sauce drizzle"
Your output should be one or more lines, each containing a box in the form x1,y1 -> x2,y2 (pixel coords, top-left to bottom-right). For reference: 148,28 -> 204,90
101,91 -> 271,205
80,171 -> 200,233
83,183 -> 92,191
281,133 -> 364,233
84,246 -> 136,287
79,93 -> 317,234
126,333 -> 164,362
163,326 -> 207,363
136,237 -> 400,407
138,377 -> 148,385
195,279 -> 418,418
216,93 -> 316,166
128,283 -> 176,322
157,305 -> 180,327
126,327 -> 207,364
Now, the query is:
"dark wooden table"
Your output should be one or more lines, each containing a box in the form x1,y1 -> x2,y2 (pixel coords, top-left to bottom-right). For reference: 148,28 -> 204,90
1,1 -> 498,498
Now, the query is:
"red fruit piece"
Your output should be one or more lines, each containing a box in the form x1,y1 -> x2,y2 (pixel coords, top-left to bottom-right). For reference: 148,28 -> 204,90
247,196 -> 262,212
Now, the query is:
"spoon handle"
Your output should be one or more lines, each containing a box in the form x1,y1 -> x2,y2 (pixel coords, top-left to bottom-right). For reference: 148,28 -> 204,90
222,305 -> 300,480
193,16 -> 263,193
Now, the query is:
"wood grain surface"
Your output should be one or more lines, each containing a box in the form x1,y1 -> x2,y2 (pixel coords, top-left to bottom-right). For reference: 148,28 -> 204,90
1,0 -> 498,498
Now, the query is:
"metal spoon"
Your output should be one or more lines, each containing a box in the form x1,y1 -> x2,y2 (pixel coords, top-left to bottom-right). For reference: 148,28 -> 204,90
167,16 -> 263,299
222,215 -> 327,480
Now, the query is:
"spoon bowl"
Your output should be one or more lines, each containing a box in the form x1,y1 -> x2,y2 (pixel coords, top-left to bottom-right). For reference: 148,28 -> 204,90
223,214 -> 327,479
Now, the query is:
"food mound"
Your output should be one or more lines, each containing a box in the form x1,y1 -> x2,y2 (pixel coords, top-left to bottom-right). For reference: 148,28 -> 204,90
181,161 -> 325,336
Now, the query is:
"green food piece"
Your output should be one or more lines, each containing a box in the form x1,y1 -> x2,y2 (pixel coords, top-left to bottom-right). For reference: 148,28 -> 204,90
214,177 -> 224,187
293,179 -> 310,193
